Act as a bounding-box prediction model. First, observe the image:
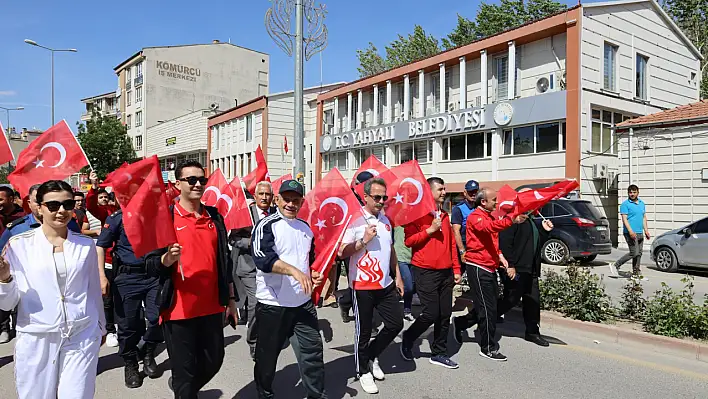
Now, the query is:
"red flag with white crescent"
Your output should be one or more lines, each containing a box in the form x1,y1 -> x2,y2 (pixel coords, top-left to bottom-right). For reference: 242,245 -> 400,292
351,154 -> 390,200
0,122 -> 14,165
383,160 -> 436,227
8,120 -> 89,197
202,169 -> 252,230
242,145 -> 270,194
271,173 -> 292,195
515,180 -> 580,215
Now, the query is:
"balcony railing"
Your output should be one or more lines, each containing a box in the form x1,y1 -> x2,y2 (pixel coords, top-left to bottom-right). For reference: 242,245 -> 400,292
126,81 -> 132,90
134,75 -> 143,86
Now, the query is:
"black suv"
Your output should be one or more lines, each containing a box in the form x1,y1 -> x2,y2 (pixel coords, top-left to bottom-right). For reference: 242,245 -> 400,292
537,199 -> 612,265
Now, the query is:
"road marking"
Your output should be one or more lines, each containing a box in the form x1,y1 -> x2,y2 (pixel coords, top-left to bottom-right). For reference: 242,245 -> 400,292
560,344 -> 708,381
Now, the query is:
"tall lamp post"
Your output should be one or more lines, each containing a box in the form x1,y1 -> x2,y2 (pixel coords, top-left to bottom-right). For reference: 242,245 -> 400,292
24,39 -> 77,125
0,106 -> 24,135
265,0 -> 327,184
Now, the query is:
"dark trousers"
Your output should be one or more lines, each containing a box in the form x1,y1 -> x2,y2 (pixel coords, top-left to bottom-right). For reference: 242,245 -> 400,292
103,267 -> 116,334
337,260 -> 352,310
0,307 -> 17,334
236,272 -> 258,349
467,266 -> 499,354
352,284 -> 403,376
455,271 -> 541,335
402,266 -> 454,356
113,271 -> 163,360
254,300 -> 325,399
617,233 -> 644,274
164,312 -> 225,399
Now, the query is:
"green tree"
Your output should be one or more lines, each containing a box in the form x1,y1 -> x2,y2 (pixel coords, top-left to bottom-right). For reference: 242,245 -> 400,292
76,111 -> 135,180
442,14 -> 479,50
356,25 -> 440,77
0,164 -> 14,185
661,0 -> 708,99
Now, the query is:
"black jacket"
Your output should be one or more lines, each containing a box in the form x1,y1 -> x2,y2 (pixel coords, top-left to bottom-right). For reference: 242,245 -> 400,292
499,217 -> 549,277
146,204 -> 237,312
228,205 -> 276,278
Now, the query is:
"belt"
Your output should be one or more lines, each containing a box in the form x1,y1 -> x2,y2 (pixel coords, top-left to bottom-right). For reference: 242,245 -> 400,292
117,264 -> 147,274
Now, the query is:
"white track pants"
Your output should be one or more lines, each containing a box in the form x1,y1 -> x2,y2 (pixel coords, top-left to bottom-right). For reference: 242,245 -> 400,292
14,327 -> 101,399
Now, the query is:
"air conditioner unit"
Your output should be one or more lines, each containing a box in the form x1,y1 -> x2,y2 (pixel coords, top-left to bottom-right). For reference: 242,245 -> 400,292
592,163 -> 609,180
536,77 -> 550,94
448,102 -> 456,112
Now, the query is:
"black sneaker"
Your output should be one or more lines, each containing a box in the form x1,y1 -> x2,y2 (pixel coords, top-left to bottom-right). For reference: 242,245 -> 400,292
525,333 -> 550,347
429,355 -> 459,369
340,307 -> 353,323
479,350 -> 507,362
451,317 -> 464,345
399,339 -> 414,361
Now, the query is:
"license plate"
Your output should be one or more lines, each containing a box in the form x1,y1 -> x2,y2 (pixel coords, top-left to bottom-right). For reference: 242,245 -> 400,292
596,226 -> 607,231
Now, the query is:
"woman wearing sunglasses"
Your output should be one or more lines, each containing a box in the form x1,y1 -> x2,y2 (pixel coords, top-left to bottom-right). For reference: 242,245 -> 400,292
0,180 -> 106,399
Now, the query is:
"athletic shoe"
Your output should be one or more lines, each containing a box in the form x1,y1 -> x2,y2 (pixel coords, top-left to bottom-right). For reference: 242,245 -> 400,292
429,355 -> 459,369
0,331 -> 10,344
451,317 -> 463,345
403,309 -> 415,322
106,333 -> 119,348
370,358 -> 385,380
479,350 -> 507,362
399,340 -> 414,361
359,372 -> 379,394
609,262 -> 619,277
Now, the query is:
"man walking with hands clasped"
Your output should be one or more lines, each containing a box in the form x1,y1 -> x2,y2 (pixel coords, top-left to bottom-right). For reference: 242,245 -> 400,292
611,184 -> 650,279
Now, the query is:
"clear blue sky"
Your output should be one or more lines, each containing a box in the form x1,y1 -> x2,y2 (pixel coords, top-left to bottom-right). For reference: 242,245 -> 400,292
0,0 -> 576,132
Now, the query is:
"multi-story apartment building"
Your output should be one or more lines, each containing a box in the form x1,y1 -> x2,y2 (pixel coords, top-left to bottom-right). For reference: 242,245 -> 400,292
114,40 -> 270,158
314,0 -> 702,246
207,84 -> 344,190
80,91 -> 120,122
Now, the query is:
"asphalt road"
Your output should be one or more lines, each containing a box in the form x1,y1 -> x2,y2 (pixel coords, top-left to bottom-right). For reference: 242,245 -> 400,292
0,304 -> 706,399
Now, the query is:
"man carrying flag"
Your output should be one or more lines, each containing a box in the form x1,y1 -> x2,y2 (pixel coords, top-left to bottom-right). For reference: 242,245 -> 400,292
338,177 -> 404,395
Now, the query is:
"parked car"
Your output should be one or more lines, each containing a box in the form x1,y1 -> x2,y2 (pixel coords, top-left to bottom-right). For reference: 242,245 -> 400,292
537,199 -> 612,265
650,217 -> 708,272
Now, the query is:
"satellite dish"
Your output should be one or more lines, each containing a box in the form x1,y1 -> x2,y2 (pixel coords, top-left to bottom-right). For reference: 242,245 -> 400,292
536,77 -> 550,94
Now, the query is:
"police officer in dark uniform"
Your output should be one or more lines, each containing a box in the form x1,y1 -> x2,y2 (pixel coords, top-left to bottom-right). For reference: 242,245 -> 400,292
96,209 -> 162,388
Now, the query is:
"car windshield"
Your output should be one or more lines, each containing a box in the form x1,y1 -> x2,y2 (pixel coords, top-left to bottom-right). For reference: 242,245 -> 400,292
569,201 -> 605,220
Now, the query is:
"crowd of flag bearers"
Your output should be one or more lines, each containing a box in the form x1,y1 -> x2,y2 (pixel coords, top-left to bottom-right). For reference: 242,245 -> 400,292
0,120 -> 578,398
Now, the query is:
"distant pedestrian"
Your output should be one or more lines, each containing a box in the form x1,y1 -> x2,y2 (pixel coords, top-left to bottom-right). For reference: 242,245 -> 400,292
611,184 -> 650,279
393,226 -> 415,321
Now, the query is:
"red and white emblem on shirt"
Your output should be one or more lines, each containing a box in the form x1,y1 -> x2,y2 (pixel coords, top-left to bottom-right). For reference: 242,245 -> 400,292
354,251 -> 384,289
384,224 -> 391,232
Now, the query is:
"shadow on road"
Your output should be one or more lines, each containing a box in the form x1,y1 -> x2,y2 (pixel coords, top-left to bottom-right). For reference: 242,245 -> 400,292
0,354 -> 12,369
224,334 -> 242,348
200,389 -> 224,398
647,265 -> 708,278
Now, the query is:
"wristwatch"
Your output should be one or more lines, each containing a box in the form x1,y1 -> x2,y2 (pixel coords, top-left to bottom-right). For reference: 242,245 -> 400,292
0,275 -> 13,284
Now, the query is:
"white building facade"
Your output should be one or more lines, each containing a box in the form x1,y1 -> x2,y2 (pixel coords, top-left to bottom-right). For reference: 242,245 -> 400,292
315,0 -> 702,246
80,91 -> 120,122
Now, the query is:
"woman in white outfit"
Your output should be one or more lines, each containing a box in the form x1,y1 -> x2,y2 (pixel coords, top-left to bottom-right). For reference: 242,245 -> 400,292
0,180 -> 106,399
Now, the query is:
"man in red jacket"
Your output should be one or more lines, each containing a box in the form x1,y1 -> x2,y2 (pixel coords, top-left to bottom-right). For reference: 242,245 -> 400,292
460,187 -> 526,361
400,177 -> 461,369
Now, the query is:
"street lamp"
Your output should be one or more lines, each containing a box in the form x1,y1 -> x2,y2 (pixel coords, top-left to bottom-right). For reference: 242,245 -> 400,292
0,106 -> 24,135
24,39 -> 77,125
265,0 -> 327,183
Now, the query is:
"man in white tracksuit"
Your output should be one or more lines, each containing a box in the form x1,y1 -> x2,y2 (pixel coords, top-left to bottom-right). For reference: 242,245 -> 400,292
0,226 -> 106,398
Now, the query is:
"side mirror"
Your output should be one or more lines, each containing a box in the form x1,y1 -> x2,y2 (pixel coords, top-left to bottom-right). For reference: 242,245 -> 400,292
683,228 -> 692,238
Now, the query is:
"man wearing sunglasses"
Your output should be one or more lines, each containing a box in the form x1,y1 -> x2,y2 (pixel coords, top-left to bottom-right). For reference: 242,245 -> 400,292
146,161 -> 238,398
96,190 -> 163,388
338,177 -> 404,395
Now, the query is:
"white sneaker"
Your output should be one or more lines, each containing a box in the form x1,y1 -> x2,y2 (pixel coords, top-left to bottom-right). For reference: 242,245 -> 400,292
608,262 -> 619,277
370,358 -> 385,380
106,333 -> 119,348
359,372 -> 379,394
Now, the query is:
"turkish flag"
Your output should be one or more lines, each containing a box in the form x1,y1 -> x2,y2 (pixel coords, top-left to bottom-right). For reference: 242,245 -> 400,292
351,154 -> 390,199
242,145 -> 270,194
298,168 -> 362,302
516,180 -> 580,214
105,156 -> 177,258
8,120 -> 89,197
284,136 -> 289,154
166,181 -> 181,202
271,173 -> 292,195
491,184 -> 519,219
202,169 -> 252,230
384,160 -> 436,227
0,122 -> 14,165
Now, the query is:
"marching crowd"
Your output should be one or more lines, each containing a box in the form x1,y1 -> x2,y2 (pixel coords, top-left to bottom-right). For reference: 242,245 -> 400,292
0,160 -> 563,399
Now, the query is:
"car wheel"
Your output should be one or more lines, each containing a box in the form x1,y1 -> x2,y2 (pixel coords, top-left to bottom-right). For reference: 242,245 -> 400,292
654,247 -> 678,272
542,239 -> 570,265
575,254 -> 598,264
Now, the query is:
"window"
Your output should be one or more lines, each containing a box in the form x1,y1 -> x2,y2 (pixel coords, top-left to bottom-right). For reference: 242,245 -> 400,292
372,145 -> 386,164
502,122 -> 565,155
135,111 -> 142,127
354,148 -> 372,168
441,133 -> 492,161
377,87 -> 385,124
126,114 -> 131,129
513,126 -> 534,155
239,154 -> 244,176
495,56 -> 509,101
134,135 -> 143,151
603,43 -> 618,91
430,73 -> 440,115
336,151 -> 348,170
396,83 -> 404,119
136,62 -> 143,77
395,140 -> 433,164
636,54 -> 649,100
127,91 -> 132,106
591,108 -> 628,154
246,114 -> 253,142
409,79 -> 416,118
126,68 -> 131,82
323,109 -> 334,134
536,123 -> 560,153
214,125 -> 220,150
309,144 -> 313,164
136,86 -> 142,103
351,95 -> 359,130
247,153 -> 253,172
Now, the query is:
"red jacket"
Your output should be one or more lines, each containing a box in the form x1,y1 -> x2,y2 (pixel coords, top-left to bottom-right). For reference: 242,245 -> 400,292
404,211 -> 461,275
86,187 -> 119,265
464,207 -> 513,272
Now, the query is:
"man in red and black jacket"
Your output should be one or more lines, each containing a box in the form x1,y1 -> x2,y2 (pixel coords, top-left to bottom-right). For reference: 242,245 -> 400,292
454,187 -> 526,362
400,177 -> 461,369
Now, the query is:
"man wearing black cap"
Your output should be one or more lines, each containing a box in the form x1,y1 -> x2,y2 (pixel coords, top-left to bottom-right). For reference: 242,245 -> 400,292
451,179 -> 479,267
252,179 -> 327,399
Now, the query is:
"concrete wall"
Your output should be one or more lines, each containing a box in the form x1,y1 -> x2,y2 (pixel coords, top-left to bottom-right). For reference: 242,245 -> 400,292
210,110 -> 263,181
145,110 -> 210,158
519,33 -> 567,99
617,124 -> 708,249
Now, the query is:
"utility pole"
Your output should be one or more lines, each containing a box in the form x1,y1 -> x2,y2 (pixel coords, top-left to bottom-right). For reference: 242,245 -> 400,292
24,39 -> 77,125
265,0 -> 327,185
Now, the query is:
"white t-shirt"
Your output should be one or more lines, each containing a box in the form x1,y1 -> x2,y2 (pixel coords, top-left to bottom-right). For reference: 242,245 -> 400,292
342,210 -> 393,290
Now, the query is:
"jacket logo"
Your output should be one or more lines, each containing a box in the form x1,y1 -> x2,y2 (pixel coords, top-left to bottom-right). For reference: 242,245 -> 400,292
356,251 -> 383,283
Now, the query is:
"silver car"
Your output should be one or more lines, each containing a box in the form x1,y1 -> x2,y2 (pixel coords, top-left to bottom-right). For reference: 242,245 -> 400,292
650,217 -> 708,272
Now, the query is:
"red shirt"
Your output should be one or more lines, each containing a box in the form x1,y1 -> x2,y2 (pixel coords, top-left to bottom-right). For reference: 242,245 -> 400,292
404,211 -> 461,275
464,208 -> 513,272
162,202 -> 223,321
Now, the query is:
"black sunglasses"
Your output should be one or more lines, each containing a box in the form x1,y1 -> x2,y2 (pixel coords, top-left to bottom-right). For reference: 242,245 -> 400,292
42,199 -> 76,212
368,194 -> 388,202
179,176 -> 209,186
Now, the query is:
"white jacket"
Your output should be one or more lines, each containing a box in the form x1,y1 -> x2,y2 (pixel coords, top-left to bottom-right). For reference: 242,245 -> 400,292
0,228 -> 106,336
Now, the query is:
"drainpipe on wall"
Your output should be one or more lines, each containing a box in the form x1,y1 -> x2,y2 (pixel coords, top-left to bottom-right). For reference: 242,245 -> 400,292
628,128 -> 633,185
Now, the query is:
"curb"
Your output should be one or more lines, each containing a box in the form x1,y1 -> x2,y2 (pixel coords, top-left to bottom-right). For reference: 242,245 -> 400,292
454,297 -> 708,363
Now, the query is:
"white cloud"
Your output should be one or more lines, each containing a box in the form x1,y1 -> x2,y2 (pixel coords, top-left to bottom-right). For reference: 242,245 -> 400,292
0,91 -> 17,97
